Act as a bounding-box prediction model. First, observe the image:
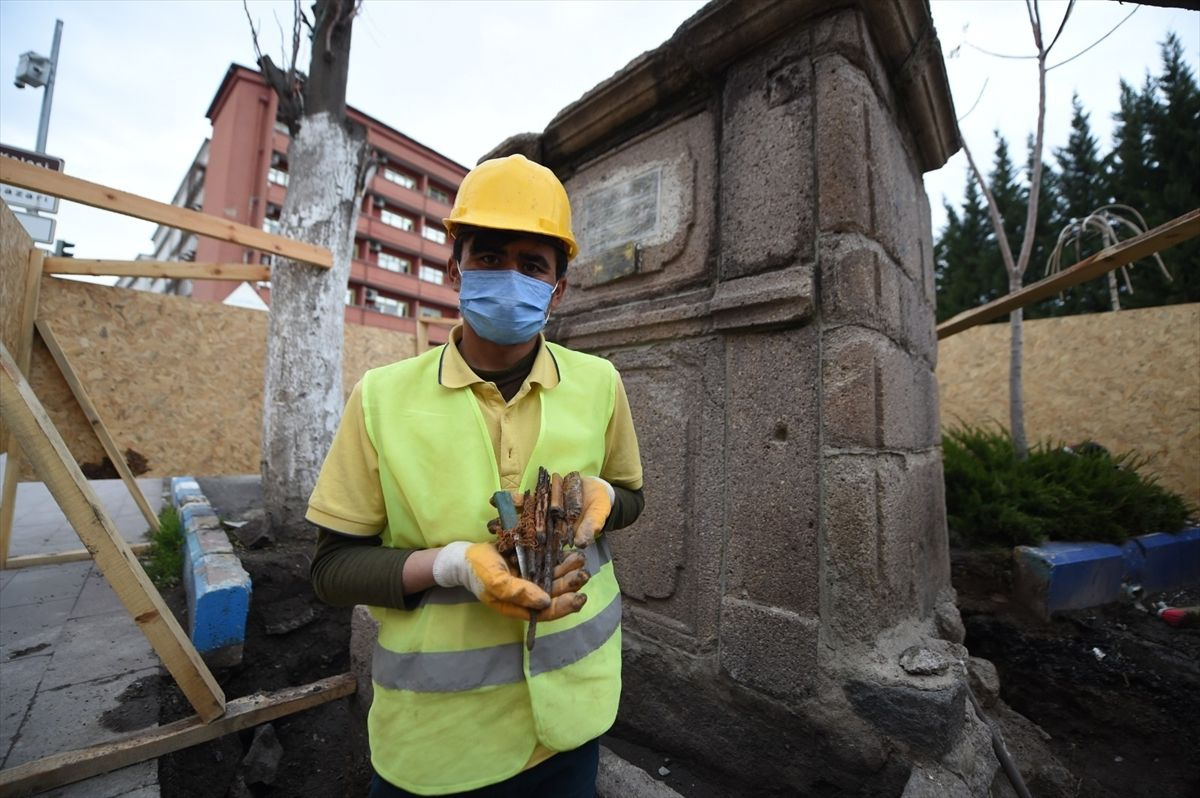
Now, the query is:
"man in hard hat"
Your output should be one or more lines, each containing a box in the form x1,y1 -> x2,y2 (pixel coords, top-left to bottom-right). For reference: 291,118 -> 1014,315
307,154 -> 644,797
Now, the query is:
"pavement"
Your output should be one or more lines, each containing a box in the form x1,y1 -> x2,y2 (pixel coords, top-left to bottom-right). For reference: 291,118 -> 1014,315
0,455 -> 164,797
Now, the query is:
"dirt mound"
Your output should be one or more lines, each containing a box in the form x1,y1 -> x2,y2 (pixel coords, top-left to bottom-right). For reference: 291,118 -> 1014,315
154,538 -> 371,797
953,549 -> 1200,797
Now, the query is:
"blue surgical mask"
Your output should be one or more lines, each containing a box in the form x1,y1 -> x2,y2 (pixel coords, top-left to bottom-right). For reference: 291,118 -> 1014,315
458,269 -> 557,345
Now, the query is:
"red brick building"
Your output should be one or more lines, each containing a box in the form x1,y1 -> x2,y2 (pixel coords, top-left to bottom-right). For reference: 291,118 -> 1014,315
135,65 -> 466,343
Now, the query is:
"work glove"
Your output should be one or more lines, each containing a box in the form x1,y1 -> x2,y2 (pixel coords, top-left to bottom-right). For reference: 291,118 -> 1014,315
572,477 -> 614,549
432,541 -> 589,621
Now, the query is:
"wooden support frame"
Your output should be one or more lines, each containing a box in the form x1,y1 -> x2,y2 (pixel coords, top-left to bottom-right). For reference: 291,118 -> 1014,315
415,315 -> 457,352
0,673 -> 355,797
0,156 -> 331,268
0,248 -> 44,568
44,258 -> 271,282
2,543 -> 152,570
937,209 -> 1200,340
0,342 -> 225,723
34,319 -> 161,533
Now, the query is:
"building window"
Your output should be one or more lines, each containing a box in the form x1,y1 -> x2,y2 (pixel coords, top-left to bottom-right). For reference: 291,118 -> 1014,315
268,167 -> 289,186
419,306 -> 444,318
383,168 -> 416,190
421,225 -> 447,245
381,209 -> 414,231
374,296 -> 409,317
274,120 -> 290,135
262,218 -> 282,235
419,265 -> 444,285
377,252 -> 411,273
427,184 -> 451,204
346,288 -> 356,306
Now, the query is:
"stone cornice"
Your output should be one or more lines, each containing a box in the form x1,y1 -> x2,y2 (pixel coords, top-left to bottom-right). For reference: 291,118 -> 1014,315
488,0 -> 957,174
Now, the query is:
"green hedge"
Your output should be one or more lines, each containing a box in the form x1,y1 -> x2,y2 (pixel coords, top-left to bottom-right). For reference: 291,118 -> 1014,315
142,505 -> 184,588
943,424 -> 1193,548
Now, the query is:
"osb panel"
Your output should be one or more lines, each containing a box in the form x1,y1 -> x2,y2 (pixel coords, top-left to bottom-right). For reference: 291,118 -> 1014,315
938,304 -> 1200,509
20,277 -> 415,480
1,203 -> 37,452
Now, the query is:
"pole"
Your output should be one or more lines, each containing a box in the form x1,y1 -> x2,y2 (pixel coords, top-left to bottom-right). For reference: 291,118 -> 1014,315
34,20 -> 63,154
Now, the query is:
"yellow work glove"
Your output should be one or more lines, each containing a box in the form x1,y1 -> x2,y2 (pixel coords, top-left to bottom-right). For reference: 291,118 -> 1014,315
432,541 -> 589,621
573,477 -> 614,549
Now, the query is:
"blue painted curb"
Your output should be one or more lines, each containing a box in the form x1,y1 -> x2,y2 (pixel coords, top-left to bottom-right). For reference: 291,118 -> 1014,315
1017,527 -> 1200,617
185,553 -> 252,652
1014,542 -> 1125,618
173,476 -> 251,660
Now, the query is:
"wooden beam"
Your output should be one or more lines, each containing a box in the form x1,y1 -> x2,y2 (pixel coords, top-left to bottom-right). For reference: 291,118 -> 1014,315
0,342 -> 225,722
1,249 -> 44,568
34,320 -> 160,534
0,673 -> 355,797
44,258 -> 271,282
0,157 -> 331,269
3,543 -> 152,570
938,209 -> 1200,340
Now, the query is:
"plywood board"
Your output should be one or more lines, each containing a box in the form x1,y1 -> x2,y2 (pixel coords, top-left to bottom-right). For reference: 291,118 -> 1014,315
19,277 -> 416,480
938,303 -> 1200,509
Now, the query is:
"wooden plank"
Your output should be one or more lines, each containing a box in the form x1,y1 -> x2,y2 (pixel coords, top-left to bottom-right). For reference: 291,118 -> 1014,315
0,673 -> 355,797
0,342 -> 225,722
938,209 -> 1200,340
0,157 -> 331,269
4,542 -> 152,570
34,320 -> 160,534
0,249 -> 44,568
44,258 -> 271,282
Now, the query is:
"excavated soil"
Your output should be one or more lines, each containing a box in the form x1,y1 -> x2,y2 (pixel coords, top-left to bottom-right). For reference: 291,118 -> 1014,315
131,531 -> 1197,797
952,548 -> 1200,798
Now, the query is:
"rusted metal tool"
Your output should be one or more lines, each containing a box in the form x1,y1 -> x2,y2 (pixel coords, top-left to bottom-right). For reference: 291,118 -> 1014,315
488,467 -> 584,650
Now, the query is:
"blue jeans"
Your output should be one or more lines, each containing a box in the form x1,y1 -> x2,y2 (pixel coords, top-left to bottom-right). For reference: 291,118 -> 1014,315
368,739 -> 600,798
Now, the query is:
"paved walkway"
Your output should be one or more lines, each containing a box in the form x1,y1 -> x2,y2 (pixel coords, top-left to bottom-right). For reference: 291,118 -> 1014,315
1,458 -> 164,797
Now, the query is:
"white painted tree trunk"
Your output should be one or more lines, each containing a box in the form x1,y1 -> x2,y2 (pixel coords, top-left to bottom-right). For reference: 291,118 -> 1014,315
261,111 -> 367,534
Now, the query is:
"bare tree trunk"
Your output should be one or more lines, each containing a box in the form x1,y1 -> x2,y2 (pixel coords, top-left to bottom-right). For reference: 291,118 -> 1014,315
958,0 -> 1060,459
1008,275 -> 1027,455
257,0 -> 370,536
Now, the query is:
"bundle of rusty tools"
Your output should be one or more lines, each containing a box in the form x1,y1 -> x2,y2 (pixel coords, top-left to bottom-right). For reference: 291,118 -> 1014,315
488,468 -> 584,650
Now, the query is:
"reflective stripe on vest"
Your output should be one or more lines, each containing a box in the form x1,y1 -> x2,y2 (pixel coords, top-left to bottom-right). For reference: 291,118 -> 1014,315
373,585 -> 621,691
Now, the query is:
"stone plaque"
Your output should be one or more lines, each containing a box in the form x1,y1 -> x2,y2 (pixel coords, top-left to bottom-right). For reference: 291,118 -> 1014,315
578,167 -> 661,282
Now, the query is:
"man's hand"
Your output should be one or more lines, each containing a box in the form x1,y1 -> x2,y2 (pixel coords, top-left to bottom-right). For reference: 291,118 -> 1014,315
432,542 -> 589,621
573,477 -> 613,549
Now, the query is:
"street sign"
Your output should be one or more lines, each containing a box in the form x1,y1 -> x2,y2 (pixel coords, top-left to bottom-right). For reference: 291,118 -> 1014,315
0,142 -> 64,213
12,208 -> 55,244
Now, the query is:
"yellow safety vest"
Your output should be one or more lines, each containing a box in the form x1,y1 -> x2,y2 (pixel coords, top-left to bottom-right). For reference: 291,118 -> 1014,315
360,342 -> 623,795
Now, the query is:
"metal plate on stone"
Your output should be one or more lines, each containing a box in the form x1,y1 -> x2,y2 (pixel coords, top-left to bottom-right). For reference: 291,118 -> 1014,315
578,167 -> 661,284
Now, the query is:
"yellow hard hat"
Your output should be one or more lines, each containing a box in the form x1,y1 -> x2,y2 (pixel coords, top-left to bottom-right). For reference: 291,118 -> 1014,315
443,154 -> 578,260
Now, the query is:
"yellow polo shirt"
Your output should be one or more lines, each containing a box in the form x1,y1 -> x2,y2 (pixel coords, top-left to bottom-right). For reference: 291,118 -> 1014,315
307,326 -> 643,537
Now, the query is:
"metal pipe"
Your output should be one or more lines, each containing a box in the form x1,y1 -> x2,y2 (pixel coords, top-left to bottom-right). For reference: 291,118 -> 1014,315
35,20 -> 63,154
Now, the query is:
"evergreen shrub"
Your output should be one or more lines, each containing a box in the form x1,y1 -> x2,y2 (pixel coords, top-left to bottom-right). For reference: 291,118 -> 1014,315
143,505 -> 185,588
942,423 -> 1193,548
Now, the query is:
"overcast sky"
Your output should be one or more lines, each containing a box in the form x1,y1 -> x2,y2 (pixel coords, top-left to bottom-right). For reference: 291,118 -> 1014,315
0,0 -> 1196,265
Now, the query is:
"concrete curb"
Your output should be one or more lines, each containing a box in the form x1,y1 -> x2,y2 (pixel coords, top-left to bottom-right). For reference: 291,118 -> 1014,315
171,476 -> 252,666
1015,526 -> 1200,618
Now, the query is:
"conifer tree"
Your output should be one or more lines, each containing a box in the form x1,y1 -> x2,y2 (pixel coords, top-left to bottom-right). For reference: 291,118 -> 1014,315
1142,33 -> 1200,306
935,175 -> 1002,322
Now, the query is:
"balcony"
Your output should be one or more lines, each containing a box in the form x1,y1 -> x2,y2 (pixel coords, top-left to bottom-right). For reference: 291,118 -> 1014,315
343,305 -> 452,344
351,259 -> 460,308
